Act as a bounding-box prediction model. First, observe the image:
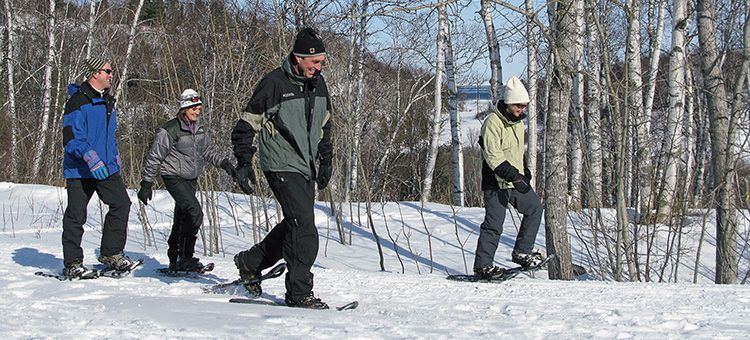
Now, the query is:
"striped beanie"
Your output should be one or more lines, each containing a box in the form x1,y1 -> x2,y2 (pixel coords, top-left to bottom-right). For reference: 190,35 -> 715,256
84,57 -> 107,78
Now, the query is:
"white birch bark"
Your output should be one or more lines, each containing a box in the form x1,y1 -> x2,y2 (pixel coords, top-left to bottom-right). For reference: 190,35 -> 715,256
569,0 -> 585,209
625,0 -> 652,221
584,0 -> 602,207
545,0 -> 575,280
346,0 -> 369,204
526,0 -> 538,189
697,0 -> 740,283
85,0 -> 98,60
480,0 -> 503,102
421,0 -> 447,203
657,0 -> 689,219
444,14 -> 464,206
3,0 -> 18,181
31,0 -> 57,177
113,0 -> 145,103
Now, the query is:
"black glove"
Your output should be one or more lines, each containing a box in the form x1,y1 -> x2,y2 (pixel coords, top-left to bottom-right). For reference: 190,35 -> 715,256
236,165 -> 257,195
511,174 -> 531,194
317,165 -> 332,190
138,180 -> 153,205
220,159 -> 237,179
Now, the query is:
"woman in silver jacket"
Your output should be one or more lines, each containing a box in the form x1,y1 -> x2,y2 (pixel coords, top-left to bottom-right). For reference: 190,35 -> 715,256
138,89 -> 237,272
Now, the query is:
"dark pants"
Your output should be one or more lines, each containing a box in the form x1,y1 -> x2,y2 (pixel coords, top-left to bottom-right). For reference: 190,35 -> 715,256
236,172 -> 318,300
473,188 -> 543,269
62,173 -> 131,267
163,176 -> 203,263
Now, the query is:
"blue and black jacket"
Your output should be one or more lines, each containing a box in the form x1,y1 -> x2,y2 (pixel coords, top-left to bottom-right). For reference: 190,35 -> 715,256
62,82 -> 121,179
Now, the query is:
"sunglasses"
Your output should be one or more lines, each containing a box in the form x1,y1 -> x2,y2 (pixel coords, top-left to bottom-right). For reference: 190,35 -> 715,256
513,103 -> 528,109
186,96 -> 202,103
99,68 -> 113,74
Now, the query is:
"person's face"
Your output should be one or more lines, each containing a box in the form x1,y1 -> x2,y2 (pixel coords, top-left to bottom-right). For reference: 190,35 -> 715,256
506,102 -> 528,118
183,105 -> 202,123
90,63 -> 113,90
294,55 -> 326,78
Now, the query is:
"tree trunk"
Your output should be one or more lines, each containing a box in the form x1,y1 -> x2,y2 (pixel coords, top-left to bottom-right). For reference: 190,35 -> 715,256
480,0 -> 503,102
421,0 -> 447,203
85,0 -> 98,60
569,0 -> 585,209
444,6 -> 464,206
526,0 -> 538,190
544,0 -> 576,280
31,0 -> 57,178
584,0 -> 602,208
697,0 -> 739,284
3,0 -> 18,181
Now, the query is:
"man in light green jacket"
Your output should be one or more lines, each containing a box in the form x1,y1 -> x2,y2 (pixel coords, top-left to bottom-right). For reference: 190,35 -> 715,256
473,76 -> 546,280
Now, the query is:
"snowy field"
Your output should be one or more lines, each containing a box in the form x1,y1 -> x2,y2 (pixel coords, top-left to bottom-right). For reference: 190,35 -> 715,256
1,182 -> 749,339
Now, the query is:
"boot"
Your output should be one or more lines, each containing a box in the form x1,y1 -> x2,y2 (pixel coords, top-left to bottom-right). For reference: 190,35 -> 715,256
285,292 -> 329,309
98,252 -> 135,271
511,249 -> 546,268
473,265 -> 506,280
174,257 -> 204,272
63,261 -> 97,279
234,252 -> 261,296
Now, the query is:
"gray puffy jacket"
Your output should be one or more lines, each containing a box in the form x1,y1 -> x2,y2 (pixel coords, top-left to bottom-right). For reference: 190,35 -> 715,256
142,117 -> 226,182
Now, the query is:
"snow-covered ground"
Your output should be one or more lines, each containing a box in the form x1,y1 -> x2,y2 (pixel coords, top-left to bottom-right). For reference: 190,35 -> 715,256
1,182 -> 749,338
438,99 -> 492,147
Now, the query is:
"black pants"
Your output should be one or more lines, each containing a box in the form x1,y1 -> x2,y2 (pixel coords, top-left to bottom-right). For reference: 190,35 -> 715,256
62,173 -> 131,267
163,176 -> 203,263
236,172 -> 318,300
473,188 -> 543,270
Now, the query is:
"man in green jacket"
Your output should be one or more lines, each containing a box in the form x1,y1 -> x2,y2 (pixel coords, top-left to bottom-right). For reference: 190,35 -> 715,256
473,76 -> 545,280
230,28 -> 332,309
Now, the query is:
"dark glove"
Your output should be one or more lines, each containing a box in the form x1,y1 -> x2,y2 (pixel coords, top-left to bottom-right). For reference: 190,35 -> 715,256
138,180 -> 153,205
236,165 -> 257,195
317,165 -> 332,190
220,159 -> 237,179
511,174 -> 531,194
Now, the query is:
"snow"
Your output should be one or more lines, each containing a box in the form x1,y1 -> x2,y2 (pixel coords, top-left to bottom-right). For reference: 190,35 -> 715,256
438,99 -> 492,147
1,181 -> 749,338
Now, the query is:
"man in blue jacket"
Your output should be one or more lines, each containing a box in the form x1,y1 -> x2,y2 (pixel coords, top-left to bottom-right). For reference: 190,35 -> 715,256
60,57 -> 134,278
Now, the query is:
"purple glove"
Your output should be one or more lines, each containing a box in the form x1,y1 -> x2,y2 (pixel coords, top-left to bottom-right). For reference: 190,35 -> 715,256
84,150 -> 109,180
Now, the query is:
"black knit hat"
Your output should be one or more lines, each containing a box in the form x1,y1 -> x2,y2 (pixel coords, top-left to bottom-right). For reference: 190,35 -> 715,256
292,28 -> 326,57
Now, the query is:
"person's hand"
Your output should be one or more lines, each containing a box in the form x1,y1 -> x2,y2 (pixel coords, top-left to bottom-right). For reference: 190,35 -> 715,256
138,181 -> 153,205
220,159 -> 237,179
511,174 -> 531,194
317,165 -> 332,190
84,150 -> 109,180
236,165 -> 256,195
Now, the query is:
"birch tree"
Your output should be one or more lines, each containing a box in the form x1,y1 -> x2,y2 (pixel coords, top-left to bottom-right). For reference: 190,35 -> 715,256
526,0 -> 538,189
85,0 -> 99,60
584,0 -> 602,207
696,0 -> 739,284
480,0 -> 503,102
545,0 -> 575,280
421,0 -> 447,203
657,0 -> 689,220
569,0 -> 585,209
444,5 -> 464,206
344,0 -> 369,206
31,0 -> 57,177
3,0 -> 18,181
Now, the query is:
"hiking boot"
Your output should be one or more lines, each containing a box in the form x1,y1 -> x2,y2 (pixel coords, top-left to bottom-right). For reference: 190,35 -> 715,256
473,265 -> 506,280
63,261 -> 97,279
174,257 -> 204,272
285,292 -> 329,309
511,249 -> 546,268
98,252 -> 135,271
234,252 -> 261,296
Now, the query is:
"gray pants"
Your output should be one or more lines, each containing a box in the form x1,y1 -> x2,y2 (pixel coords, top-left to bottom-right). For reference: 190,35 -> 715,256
473,188 -> 543,270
